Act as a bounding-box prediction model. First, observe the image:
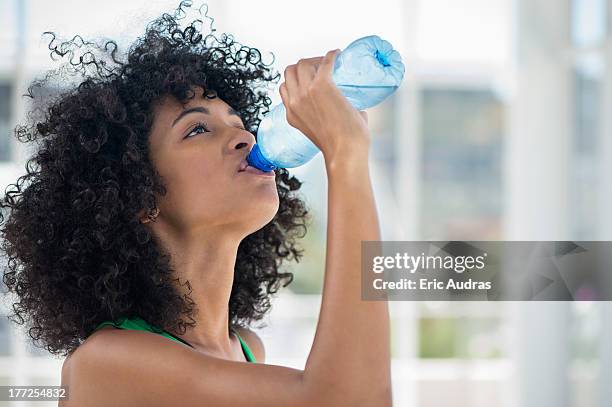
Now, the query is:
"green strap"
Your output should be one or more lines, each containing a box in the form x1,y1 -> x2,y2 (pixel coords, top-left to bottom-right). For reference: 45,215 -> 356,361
94,317 -> 184,345
94,317 -> 257,363
233,331 -> 257,363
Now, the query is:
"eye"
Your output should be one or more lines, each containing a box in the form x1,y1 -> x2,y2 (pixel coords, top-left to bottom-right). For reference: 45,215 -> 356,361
184,121 -> 210,139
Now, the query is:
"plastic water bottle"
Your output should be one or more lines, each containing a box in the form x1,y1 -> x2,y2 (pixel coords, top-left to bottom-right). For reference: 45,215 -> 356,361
246,35 -> 405,172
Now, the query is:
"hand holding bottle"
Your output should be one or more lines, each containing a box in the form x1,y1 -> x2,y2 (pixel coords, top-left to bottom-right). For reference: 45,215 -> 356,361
246,35 -> 403,172
278,49 -> 371,165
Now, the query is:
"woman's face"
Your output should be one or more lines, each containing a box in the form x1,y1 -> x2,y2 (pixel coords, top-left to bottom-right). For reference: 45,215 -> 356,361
145,86 -> 279,238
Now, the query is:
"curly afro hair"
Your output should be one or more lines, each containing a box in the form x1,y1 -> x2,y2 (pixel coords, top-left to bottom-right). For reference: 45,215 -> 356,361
0,0 -> 310,357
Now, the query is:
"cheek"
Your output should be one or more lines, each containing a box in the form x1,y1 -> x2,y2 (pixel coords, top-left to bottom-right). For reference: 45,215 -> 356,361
158,159 -> 230,213
155,150 -> 280,225
182,172 -> 235,214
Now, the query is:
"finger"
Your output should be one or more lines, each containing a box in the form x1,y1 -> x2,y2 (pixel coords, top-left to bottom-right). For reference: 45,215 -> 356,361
283,64 -> 299,95
300,56 -> 324,64
300,56 -> 324,71
296,56 -> 323,89
297,60 -> 318,89
316,49 -> 340,82
280,82 -> 300,128
279,82 -> 290,107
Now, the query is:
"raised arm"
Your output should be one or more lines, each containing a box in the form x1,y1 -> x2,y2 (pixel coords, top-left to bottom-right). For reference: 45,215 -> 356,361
280,49 -> 391,406
301,132 -> 390,406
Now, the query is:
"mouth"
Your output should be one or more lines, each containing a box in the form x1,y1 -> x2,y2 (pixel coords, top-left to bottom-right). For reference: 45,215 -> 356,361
237,158 -> 275,177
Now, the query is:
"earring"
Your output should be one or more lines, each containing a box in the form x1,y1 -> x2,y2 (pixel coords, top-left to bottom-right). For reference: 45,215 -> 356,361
142,206 -> 160,224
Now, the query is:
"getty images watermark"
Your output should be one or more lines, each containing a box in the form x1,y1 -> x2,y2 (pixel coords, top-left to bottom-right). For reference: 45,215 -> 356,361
361,241 -> 612,301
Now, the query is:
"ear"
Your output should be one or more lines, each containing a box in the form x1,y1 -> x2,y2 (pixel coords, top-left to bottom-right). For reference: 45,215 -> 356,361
137,208 -> 151,224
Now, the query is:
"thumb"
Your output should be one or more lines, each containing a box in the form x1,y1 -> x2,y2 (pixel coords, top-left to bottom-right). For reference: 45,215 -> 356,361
317,48 -> 341,81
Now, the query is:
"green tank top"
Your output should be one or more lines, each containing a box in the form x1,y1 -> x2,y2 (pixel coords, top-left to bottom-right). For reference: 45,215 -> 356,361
93,317 -> 257,363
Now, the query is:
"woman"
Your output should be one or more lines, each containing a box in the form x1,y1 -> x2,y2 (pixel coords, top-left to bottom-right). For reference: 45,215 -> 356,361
0,2 -> 391,406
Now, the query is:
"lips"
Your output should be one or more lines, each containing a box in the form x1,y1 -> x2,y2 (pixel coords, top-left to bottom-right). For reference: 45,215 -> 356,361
237,158 -> 275,177
237,159 -> 249,172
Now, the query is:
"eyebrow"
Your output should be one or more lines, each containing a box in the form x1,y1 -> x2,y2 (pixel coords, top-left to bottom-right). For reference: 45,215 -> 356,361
172,106 -> 242,128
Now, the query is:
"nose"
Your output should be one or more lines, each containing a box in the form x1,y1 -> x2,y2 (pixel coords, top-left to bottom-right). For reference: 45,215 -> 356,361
228,129 -> 256,153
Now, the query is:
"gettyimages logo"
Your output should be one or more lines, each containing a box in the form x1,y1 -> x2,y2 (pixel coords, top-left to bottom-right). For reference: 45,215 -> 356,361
372,251 -> 487,274
361,241 -> 608,301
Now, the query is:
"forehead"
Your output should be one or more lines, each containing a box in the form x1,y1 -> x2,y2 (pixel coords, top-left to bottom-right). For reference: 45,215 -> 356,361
153,90 -> 234,119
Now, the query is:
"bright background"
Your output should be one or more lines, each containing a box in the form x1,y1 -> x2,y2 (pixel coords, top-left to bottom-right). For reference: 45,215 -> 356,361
1,0 -> 612,406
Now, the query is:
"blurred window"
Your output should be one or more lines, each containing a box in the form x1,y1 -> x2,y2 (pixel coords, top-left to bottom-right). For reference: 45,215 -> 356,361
420,88 -> 505,240
571,55 -> 603,239
0,317 -> 12,356
571,0 -> 607,47
419,316 -> 505,359
0,83 -> 12,162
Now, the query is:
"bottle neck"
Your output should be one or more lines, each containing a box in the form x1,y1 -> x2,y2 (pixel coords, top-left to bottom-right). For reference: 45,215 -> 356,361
246,144 -> 277,172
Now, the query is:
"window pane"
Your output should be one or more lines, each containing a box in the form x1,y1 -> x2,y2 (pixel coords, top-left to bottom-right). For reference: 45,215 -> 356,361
0,317 -> 12,356
572,0 -> 607,47
26,340 -> 50,357
571,55 -> 603,239
419,316 -> 505,359
420,88 -> 504,239
571,302 -> 600,361
0,83 -> 12,162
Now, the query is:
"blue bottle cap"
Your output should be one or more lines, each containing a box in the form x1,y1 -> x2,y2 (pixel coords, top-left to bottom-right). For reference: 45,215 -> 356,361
375,49 -> 391,67
246,144 -> 277,172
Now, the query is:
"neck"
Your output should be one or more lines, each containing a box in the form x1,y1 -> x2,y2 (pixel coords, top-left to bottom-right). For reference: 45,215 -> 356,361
150,221 -> 244,357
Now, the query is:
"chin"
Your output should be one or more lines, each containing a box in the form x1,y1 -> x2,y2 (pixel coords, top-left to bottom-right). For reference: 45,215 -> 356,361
261,199 -> 281,224
254,186 -> 280,209
246,200 -> 280,232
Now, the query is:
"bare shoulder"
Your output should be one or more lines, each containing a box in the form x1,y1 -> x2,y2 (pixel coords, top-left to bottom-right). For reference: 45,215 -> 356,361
234,327 -> 266,363
59,327 -> 203,406
59,327 -> 308,407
